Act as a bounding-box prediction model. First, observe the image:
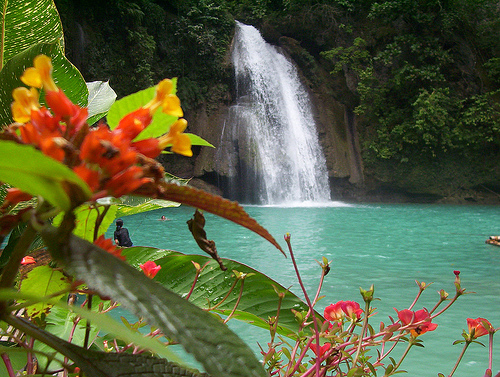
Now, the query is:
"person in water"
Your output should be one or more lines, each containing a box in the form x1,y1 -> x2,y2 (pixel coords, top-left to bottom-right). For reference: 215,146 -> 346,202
114,219 -> 133,247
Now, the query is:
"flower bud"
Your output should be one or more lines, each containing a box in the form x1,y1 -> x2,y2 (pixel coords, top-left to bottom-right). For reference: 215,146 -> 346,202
360,284 -> 374,303
439,289 -> 449,300
454,270 -> 461,292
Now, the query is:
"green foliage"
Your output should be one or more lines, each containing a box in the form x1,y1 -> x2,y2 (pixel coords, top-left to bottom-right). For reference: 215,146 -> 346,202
0,142 -> 91,211
19,266 -> 71,318
485,58 -> 500,84
122,247 -> 313,336
57,0 -> 234,109
40,226 -> 268,377
106,81 -> 214,146
107,83 -> 179,139
338,1 -> 500,164
321,37 -> 370,75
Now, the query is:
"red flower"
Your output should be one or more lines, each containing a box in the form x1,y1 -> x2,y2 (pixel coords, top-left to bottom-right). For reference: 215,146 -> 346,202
467,318 -> 491,338
341,301 -> 363,320
30,107 -> 61,133
21,256 -> 36,265
103,166 -> 151,198
396,308 -> 438,337
309,342 -> 331,358
130,138 -> 162,159
324,300 -> 363,322
45,89 -> 88,133
324,301 -> 343,322
94,235 -> 125,261
114,108 -> 152,142
73,165 -> 101,192
140,261 -> 161,278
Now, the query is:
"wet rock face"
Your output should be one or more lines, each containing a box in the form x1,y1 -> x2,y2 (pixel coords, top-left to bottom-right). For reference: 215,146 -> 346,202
160,32 -> 500,205
162,32 -> 365,201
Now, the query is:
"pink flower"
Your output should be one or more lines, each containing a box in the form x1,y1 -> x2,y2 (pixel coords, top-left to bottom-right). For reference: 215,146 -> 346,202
341,301 -> 363,320
467,318 -> 491,338
395,308 -> 438,337
324,300 -> 363,322
140,261 -> 161,278
324,301 -> 344,321
309,342 -> 331,358
21,256 -> 36,265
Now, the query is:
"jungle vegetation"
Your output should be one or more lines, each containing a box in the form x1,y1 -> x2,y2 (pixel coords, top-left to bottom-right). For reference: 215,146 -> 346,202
55,0 -> 500,197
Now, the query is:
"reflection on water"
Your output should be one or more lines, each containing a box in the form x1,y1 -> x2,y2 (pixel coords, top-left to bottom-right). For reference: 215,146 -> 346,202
107,203 -> 500,377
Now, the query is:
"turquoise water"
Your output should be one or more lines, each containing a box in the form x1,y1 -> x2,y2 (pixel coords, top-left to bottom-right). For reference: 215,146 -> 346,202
108,203 -> 500,376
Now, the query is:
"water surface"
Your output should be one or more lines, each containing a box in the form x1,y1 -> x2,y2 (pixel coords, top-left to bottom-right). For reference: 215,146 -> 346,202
109,203 -> 500,376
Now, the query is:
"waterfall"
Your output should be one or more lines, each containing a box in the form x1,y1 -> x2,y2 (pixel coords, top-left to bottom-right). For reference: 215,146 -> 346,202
218,22 -> 331,205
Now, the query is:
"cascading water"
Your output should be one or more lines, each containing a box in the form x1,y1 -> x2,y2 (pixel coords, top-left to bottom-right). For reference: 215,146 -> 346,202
218,22 -> 331,205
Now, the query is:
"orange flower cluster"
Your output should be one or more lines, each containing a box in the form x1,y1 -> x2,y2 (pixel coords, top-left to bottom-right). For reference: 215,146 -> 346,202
3,55 -> 192,202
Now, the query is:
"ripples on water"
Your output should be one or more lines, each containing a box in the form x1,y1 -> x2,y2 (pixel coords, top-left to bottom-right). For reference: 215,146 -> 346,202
109,203 -> 500,377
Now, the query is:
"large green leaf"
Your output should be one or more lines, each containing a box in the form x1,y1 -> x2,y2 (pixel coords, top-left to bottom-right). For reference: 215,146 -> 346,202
185,133 -> 214,148
0,0 -> 63,68
106,81 -> 213,147
123,247 -> 310,337
120,247 -> 176,267
97,195 -> 181,217
32,305 -> 100,370
0,41 -> 88,127
53,204 -> 118,242
86,81 -> 117,125
0,289 -> 180,363
0,141 -> 91,211
41,226 -> 268,377
3,307 -> 207,377
19,266 -> 71,318
0,0 -> 88,127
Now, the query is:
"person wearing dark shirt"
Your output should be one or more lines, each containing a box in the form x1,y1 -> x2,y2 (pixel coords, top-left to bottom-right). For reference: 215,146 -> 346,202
114,219 -> 133,247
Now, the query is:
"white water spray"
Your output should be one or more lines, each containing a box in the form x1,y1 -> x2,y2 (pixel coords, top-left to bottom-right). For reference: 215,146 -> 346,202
218,22 -> 331,205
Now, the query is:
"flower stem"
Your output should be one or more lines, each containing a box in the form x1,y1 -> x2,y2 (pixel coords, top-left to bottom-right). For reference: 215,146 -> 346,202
430,292 -> 460,319
223,279 -> 245,324
352,300 -> 371,367
210,276 -> 239,310
388,340 -> 413,375
407,285 -> 424,310
1,353 -> 15,377
448,341 -> 471,377
285,234 -> 321,377
488,333 -> 493,371
186,262 -> 209,300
